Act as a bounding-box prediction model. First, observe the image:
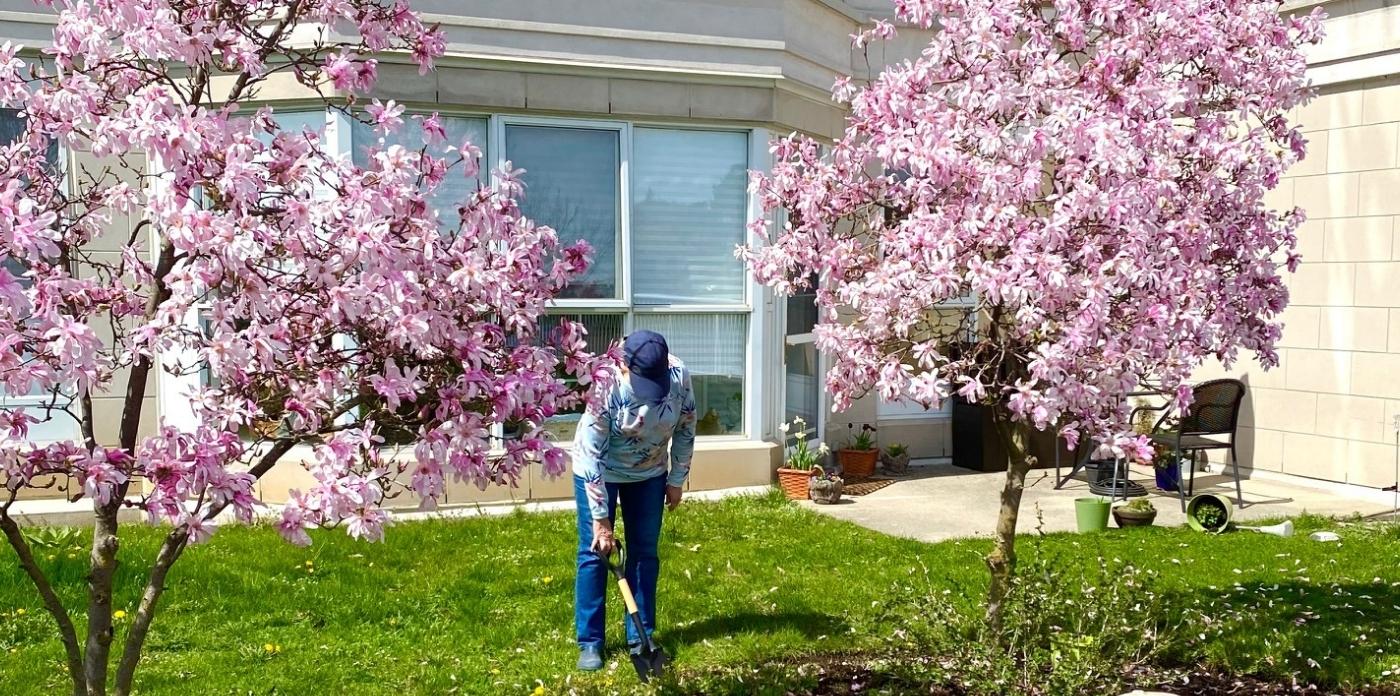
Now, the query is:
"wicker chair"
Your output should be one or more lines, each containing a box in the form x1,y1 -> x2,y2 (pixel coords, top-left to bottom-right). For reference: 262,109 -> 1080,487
1149,379 -> 1247,511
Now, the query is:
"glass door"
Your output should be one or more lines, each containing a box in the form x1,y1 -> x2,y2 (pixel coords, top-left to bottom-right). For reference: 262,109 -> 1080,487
782,282 -> 822,441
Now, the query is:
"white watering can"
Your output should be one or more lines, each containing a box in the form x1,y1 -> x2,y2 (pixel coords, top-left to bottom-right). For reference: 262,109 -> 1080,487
1235,520 -> 1294,538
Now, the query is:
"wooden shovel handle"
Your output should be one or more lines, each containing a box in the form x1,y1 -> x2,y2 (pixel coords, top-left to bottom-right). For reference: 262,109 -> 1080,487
616,577 -> 641,615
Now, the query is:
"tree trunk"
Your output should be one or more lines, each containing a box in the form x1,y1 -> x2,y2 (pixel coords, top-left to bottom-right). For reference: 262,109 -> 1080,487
984,408 -> 1035,637
83,506 -> 121,696
113,529 -> 188,696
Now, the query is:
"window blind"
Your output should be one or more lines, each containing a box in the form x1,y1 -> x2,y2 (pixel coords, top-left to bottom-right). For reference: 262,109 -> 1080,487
538,313 -> 624,355
633,313 -> 746,378
505,125 -> 620,300
631,128 -> 748,305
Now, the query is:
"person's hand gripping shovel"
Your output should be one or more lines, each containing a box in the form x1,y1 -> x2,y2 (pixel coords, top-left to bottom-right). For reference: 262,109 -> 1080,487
597,543 -> 668,682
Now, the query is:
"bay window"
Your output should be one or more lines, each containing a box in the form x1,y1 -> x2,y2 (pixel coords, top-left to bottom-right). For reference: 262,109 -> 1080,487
173,109 -> 758,445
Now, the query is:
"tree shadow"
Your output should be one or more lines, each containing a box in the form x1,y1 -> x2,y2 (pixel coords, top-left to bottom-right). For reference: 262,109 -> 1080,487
665,611 -> 849,648
1161,579 -> 1400,685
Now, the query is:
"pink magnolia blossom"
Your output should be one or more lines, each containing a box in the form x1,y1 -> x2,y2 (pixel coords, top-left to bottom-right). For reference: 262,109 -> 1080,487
1,4 -> 619,689
744,0 -> 1322,458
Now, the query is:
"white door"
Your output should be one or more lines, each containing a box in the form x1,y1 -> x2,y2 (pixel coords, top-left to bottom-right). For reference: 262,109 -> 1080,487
781,282 -> 823,441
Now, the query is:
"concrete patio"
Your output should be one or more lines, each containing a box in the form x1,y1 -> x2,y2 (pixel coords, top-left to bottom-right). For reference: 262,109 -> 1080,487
804,460 -> 1397,542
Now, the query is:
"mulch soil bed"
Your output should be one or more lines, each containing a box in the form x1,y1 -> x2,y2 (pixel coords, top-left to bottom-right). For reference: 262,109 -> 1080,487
748,655 -> 1400,696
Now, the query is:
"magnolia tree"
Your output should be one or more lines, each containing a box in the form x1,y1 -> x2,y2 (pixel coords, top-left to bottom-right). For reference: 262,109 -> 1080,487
0,2 -> 613,694
744,0 -> 1322,628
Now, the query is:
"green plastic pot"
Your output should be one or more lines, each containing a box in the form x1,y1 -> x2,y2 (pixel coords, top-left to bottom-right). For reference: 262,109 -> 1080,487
1186,493 -> 1233,533
1074,497 -> 1111,533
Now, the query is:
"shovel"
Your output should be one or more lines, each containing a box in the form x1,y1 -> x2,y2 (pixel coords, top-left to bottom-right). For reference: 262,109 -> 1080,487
599,547 -> 668,682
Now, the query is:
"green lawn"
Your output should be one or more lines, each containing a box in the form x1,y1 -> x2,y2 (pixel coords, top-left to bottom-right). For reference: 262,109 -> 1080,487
2,493 -> 1398,695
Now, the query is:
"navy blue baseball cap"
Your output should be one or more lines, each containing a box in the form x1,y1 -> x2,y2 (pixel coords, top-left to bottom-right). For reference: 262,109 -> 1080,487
623,330 -> 670,402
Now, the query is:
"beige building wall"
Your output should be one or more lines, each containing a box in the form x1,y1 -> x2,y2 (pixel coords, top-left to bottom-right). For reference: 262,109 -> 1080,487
16,147 -> 158,501
1195,0 -> 1400,490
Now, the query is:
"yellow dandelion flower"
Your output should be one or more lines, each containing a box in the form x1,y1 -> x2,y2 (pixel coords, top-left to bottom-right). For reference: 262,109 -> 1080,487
16,608 -> 26,616
113,610 -> 126,620
264,643 -> 276,653
532,686 -> 546,696
541,576 -> 553,584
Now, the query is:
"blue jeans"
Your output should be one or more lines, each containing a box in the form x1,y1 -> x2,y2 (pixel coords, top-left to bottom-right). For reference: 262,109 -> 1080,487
574,473 -> 665,650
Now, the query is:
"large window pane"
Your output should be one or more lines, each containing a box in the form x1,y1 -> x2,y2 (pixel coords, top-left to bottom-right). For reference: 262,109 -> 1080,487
631,128 -> 748,305
633,313 -> 746,436
0,107 -> 60,176
0,107 -> 27,145
505,125 -> 620,300
351,113 -> 488,227
786,282 -> 819,336
272,110 -> 327,139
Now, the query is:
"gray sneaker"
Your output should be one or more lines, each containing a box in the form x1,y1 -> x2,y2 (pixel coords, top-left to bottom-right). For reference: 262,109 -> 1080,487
577,646 -> 603,672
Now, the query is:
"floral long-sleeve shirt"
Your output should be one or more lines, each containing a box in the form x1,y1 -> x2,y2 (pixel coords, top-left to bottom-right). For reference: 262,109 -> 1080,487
573,358 -> 697,520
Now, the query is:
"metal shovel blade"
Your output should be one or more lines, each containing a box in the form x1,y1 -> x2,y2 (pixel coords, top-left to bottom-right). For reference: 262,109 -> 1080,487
600,548 -> 669,682
628,634 -> 668,683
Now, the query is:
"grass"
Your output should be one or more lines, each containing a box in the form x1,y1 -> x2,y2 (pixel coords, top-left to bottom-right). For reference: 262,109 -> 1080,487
0,493 -> 1397,695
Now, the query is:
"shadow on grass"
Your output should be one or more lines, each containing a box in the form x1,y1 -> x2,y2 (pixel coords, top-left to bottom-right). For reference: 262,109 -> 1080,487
1161,579 -> 1400,686
666,611 -> 849,648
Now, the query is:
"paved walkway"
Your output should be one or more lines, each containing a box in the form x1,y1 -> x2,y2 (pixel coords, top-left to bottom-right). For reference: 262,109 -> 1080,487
805,461 -> 1396,542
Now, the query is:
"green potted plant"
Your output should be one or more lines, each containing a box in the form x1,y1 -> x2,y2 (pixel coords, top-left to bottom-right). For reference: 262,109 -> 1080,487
776,417 -> 826,500
1074,496 -> 1111,533
1132,406 -> 1182,492
1112,498 -> 1157,527
1186,493 -> 1232,533
808,465 -> 844,504
838,423 -> 879,478
881,442 -> 911,476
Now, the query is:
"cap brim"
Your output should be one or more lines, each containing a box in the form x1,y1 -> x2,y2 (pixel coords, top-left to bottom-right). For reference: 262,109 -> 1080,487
629,371 -> 670,402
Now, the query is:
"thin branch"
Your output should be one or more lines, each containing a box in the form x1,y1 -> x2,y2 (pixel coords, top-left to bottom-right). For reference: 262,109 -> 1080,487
224,0 -> 305,106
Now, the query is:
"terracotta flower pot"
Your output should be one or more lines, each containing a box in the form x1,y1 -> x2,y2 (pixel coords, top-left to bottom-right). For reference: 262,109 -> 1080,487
776,467 -> 816,500
838,449 -> 879,478
809,477 -> 844,504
